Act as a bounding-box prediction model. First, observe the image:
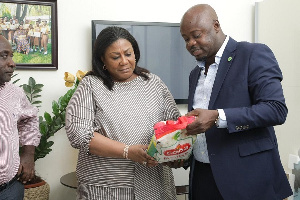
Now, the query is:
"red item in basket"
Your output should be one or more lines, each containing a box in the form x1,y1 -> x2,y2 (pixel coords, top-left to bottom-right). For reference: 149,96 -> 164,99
154,116 -> 196,139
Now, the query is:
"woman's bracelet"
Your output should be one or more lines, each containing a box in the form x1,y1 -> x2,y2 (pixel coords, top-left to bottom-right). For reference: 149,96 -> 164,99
123,145 -> 130,159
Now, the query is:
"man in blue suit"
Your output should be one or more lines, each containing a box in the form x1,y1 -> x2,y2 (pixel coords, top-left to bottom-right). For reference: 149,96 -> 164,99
180,4 -> 293,200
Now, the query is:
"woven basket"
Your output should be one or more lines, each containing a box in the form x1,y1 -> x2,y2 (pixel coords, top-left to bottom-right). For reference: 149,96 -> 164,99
24,181 -> 50,200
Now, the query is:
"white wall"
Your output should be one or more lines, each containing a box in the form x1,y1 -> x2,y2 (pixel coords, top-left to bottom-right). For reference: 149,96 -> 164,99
14,1 -> 262,199
256,0 -> 300,174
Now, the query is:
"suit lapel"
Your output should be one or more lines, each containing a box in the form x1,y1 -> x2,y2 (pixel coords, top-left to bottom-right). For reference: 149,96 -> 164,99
209,37 -> 237,109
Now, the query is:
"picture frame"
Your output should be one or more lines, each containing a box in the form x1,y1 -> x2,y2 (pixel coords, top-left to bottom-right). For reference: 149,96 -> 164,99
0,0 -> 58,70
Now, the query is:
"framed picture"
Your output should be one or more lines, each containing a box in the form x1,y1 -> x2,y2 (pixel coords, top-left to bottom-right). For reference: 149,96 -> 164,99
0,0 -> 57,70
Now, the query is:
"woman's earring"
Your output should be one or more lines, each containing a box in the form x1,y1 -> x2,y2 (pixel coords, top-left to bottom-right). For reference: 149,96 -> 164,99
103,65 -> 106,70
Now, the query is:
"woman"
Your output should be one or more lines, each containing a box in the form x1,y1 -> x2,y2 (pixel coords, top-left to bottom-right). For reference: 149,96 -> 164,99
27,24 -> 34,51
7,18 -> 16,44
13,24 -> 30,54
33,21 -> 41,52
2,17 -> 9,39
65,26 -> 180,200
40,20 -> 50,54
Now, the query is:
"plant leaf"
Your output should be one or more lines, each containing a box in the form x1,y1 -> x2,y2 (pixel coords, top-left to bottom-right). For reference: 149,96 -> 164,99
22,85 -> 31,93
32,101 -> 42,105
54,117 -> 62,125
39,122 -> 48,134
11,73 -> 19,78
32,89 -> 42,94
52,101 -> 59,114
12,78 -> 20,84
44,112 -> 52,123
34,84 -> 44,90
28,77 -> 36,88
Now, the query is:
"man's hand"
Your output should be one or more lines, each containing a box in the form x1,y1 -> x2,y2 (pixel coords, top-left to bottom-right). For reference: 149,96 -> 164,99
18,145 -> 35,184
185,109 -> 219,135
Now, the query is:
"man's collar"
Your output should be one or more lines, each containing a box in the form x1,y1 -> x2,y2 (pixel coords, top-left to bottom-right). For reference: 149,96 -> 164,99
215,35 -> 229,64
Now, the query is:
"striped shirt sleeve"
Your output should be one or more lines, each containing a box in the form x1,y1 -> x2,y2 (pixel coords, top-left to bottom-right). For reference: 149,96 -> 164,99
65,77 -> 95,154
18,86 -> 41,147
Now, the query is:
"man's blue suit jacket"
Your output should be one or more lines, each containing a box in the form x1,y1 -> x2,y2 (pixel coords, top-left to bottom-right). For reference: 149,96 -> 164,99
188,37 -> 293,199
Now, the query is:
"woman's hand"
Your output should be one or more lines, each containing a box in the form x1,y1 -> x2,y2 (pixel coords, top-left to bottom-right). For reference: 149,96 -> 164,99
89,133 -> 158,167
127,144 -> 158,167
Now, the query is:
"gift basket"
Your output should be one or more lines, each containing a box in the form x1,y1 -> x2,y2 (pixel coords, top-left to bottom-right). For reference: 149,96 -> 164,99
147,116 -> 197,163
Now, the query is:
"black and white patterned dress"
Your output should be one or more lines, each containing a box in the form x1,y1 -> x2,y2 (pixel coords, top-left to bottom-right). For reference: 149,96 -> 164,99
65,73 -> 180,200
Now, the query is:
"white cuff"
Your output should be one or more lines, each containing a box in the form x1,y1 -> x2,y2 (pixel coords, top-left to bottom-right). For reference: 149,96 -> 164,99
216,109 -> 228,128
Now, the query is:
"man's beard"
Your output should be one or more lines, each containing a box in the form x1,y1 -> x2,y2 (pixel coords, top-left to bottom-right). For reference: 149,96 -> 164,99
196,56 -> 207,62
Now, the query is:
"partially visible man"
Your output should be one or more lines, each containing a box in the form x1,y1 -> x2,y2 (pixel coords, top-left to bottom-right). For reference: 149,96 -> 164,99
179,4 -> 292,200
0,35 -> 41,200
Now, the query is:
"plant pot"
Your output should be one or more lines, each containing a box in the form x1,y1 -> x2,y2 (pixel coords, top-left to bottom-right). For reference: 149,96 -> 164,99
24,180 -> 50,200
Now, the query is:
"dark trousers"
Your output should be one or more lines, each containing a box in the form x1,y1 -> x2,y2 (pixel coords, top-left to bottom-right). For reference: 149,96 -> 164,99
192,160 -> 224,200
0,179 -> 24,200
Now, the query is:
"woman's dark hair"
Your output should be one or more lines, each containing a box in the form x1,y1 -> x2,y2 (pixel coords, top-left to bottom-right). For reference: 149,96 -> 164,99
89,26 -> 149,90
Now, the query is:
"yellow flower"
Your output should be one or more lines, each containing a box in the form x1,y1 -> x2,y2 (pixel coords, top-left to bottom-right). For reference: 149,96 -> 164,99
76,70 -> 88,82
64,72 -> 75,87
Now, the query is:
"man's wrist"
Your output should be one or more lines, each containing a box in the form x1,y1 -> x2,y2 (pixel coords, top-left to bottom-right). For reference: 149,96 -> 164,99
215,110 -> 220,127
215,109 -> 228,128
